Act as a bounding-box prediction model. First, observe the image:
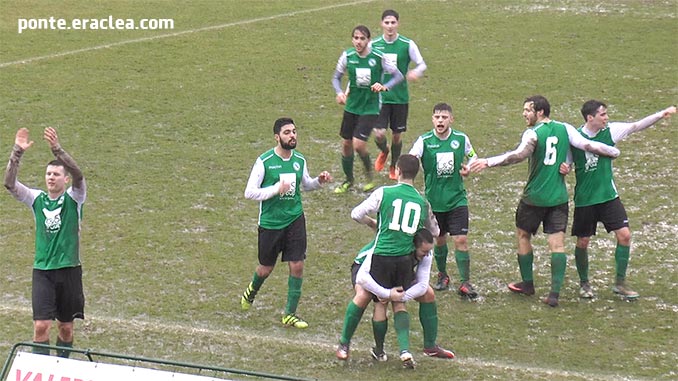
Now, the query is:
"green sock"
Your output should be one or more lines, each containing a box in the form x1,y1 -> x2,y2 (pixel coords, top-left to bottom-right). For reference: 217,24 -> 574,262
372,319 -> 388,353
518,252 -> 534,282
390,141 -> 402,168
615,244 -> 630,283
358,153 -> 372,180
434,244 -> 448,274
550,252 -> 567,293
574,247 -> 589,282
252,272 -> 266,290
455,250 -> 470,282
32,340 -> 50,355
375,138 -> 388,153
339,301 -> 365,345
393,311 -> 410,353
341,154 -> 355,183
419,302 -> 438,349
285,276 -> 303,315
56,338 -> 73,358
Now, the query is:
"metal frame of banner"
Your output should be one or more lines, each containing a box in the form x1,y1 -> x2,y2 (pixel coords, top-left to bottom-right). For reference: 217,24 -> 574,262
1,342 -> 316,381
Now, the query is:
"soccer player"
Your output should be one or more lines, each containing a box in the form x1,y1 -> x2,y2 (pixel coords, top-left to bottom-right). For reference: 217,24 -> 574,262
336,229 -> 455,368
4,127 -> 86,358
469,95 -> 621,307
409,102 -> 479,297
332,25 -> 404,194
240,118 -> 332,328
571,101 -> 676,300
347,154 -> 438,367
371,9 -> 427,180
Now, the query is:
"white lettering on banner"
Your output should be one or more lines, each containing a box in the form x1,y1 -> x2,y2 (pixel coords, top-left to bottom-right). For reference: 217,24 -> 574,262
7,352 -> 232,381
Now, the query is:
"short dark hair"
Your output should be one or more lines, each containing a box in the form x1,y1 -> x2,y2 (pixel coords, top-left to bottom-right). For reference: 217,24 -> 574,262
46,159 -> 69,176
413,228 -> 434,248
524,95 -> 550,117
382,9 -> 399,20
433,102 -> 452,114
396,154 -> 420,180
353,25 -> 371,39
581,99 -> 607,122
273,117 -> 294,135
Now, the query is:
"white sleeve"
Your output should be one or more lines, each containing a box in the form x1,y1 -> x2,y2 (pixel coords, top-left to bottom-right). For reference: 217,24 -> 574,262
565,123 -> 620,158
332,52 -> 348,94
300,164 -> 321,191
487,129 -> 537,167
424,201 -> 440,237
243,158 -> 279,201
356,252 -> 391,300
67,177 -> 86,204
408,40 -> 427,78
382,55 -> 405,90
9,182 -> 40,207
403,253 -> 432,301
409,136 -> 424,158
608,110 -> 666,142
351,187 -> 383,223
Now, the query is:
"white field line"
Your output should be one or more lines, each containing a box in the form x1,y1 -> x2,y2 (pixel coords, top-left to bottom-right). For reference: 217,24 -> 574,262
0,0 -> 375,69
0,304 -> 648,381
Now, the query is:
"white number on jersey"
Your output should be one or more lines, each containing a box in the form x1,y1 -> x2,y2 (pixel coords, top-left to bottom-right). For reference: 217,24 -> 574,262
544,136 -> 558,166
388,199 -> 422,234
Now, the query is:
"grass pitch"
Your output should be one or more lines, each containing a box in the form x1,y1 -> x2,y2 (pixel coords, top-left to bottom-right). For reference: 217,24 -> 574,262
1,1 -> 676,380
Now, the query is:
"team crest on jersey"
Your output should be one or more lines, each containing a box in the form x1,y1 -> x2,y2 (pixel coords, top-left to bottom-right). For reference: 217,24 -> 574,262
293,162 -> 301,171
436,152 -> 455,176
450,140 -> 460,150
368,58 -> 377,67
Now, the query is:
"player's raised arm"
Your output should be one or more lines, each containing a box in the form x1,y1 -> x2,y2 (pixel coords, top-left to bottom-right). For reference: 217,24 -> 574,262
44,127 -> 85,190
4,128 -> 33,199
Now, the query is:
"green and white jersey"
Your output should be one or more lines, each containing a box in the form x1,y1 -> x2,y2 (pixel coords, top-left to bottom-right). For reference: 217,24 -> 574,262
351,183 -> 430,257
246,148 -> 310,230
410,129 -> 476,212
522,121 -> 570,206
333,47 -> 399,115
371,34 -> 425,104
353,240 -> 375,265
19,187 -> 85,270
572,126 -> 618,207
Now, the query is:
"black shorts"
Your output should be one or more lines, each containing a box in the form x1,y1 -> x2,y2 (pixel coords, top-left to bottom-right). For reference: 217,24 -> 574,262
258,214 -> 307,266
572,197 -> 629,237
515,200 -> 568,235
32,266 -> 85,322
375,103 -> 408,133
340,111 -> 378,142
434,206 -> 469,236
369,254 -> 416,290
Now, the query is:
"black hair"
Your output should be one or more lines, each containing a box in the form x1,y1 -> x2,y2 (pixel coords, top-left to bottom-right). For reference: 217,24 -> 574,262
353,25 -> 371,39
524,95 -> 550,117
273,117 -> 295,135
580,100 -> 607,122
396,154 -> 420,180
382,9 -> 399,20
414,228 -> 434,248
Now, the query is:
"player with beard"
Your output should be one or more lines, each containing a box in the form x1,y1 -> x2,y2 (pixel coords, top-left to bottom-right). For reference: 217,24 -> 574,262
240,117 -> 332,328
